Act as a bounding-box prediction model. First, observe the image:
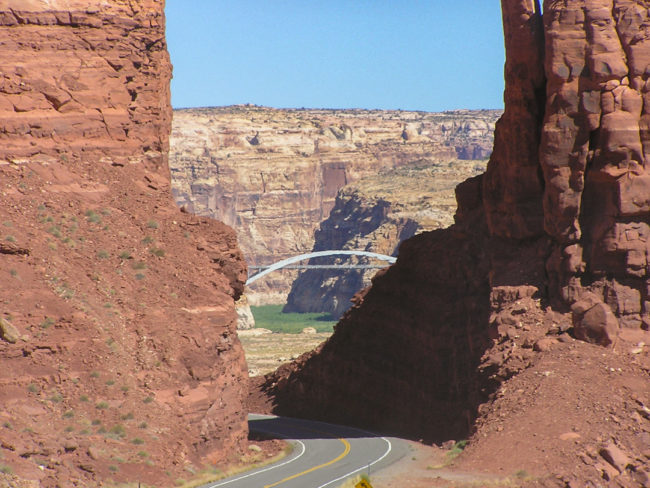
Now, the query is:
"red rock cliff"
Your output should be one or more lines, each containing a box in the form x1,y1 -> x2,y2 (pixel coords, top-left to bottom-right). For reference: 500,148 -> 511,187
0,2 -> 248,486
259,0 -> 650,451
0,0 -> 171,170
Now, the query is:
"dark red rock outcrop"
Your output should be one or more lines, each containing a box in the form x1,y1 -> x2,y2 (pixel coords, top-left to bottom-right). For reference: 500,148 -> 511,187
259,0 -> 650,451
0,1 -> 249,486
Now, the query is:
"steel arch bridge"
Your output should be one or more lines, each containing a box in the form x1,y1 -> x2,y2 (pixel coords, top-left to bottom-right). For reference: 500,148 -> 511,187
245,250 -> 397,285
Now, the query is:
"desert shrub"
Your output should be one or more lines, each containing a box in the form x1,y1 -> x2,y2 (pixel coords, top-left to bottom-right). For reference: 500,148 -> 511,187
149,247 -> 165,257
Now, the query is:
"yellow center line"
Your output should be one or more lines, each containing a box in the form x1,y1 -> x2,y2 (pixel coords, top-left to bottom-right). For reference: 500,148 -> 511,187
263,437 -> 351,488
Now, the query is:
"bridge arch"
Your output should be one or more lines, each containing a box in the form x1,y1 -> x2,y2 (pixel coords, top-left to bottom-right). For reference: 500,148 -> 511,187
245,250 -> 397,285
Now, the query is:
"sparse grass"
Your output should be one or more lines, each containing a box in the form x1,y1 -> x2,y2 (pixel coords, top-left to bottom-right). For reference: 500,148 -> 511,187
5,235 -> 16,243
2,422 -> 12,429
108,465 -> 118,473
90,371 -> 100,378
64,426 -> 74,433
47,225 -> 61,238
143,396 -> 154,404
146,220 -> 159,229
108,424 -> 126,438
40,317 -> 55,329
135,273 -> 146,280
80,395 -> 89,402
63,410 -> 74,418
138,422 -> 148,429
131,438 -> 144,445
120,386 -> 129,393
49,393 -> 63,403
106,379 -> 115,386
118,251 -> 132,260
85,210 -> 102,224
92,420 -> 102,426
9,269 -> 17,277
132,261 -> 147,270
171,443 -> 293,488
96,401 -> 109,410
97,250 -> 109,259
0,465 -> 12,475
429,440 -> 469,469
142,236 -> 154,244
27,383 -> 39,393
149,247 -> 165,257
250,305 -> 336,333
121,412 -> 134,421
137,451 -> 148,458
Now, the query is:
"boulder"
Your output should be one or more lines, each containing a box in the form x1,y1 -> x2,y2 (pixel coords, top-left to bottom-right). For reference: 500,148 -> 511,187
0,317 -> 20,343
573,303 -> 619,347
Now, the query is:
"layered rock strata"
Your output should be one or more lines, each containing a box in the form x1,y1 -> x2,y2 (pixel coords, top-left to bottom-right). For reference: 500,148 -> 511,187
0,0 -> 172,171
261,0 -> 650,457
169,106 -> 500,304
284,161 -> 487,318
0,1 -> 248,486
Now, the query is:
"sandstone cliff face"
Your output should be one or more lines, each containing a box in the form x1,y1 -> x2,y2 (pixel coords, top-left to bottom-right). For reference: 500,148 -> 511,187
169,106 -> 499,304
0,0 -> 172,172
259,0 -> 650,481
283,161 -> 487,318
0,2 -> 248,486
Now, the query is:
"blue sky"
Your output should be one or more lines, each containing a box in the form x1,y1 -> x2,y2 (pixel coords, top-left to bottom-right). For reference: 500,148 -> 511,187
165,1 -> 505,112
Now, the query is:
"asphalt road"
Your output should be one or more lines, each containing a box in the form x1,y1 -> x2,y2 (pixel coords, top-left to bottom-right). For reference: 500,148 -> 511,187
203,414 -> 409,488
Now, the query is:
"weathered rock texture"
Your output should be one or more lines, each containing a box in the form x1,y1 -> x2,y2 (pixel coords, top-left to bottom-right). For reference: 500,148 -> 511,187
258,0 -> 650,478
0,2 -> 249,486
0,0 -> 172,170
284,161 -> 487,318
169,106 -> 499,304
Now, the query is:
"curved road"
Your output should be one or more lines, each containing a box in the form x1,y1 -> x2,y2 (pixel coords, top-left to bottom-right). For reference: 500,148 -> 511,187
203,414 -> 409,488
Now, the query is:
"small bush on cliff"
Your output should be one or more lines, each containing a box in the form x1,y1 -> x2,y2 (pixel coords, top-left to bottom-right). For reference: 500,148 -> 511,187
149,247 -> 165,257
85,210 -> 102,224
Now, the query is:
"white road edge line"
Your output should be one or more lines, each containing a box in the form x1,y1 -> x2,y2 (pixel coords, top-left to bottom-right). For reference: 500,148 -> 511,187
316,436 -> 393,488
206,439 -> 306,487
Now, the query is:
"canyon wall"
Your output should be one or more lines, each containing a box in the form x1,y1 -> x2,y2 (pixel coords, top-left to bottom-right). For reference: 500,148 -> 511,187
0,2 -> 248,486
284,160 -> 487,318
0,0 -> 172,171
261,0 -> 650,451
169,106 -> 499,304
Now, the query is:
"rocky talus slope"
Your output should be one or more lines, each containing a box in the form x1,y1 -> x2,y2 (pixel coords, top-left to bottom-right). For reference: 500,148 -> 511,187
255,1 -> 650,486
0,2 -> 249,487
284,160 -> 487,318
169,106 -> 499,304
